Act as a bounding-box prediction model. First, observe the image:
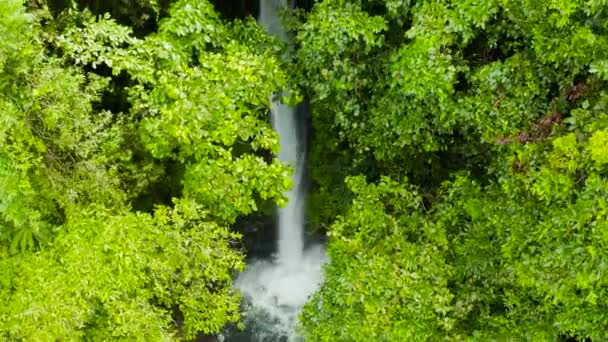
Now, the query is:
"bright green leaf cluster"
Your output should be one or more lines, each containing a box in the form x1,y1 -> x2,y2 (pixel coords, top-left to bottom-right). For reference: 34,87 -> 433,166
0,0 -> 291,338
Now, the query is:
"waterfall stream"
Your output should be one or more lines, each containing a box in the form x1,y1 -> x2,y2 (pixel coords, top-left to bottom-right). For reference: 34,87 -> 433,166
262,0 -> 305,270
223,1 -> 327,341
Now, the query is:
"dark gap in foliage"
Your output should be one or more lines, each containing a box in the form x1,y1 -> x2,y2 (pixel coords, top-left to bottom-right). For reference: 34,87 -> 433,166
489,295 -> 508,316
79,62 -> 135,122
362,1 -> 387,17
50,199 -> 66,226
46,0 -> 70,18
209,0 -> 259,21
25,0 -> 44,10
294,0 -> 315,12
171,304 -> 186,339
447,133 -> 495,186
132,158 -> 184,213
572,6 -> 608,37
81,298 -> 111,337
233,213 -> 276,261
402,135 -> 493,190
206,279 -> 230,293
586,7 -> 608,36
232,137 -> 267,161
568,74 -> 597,100
194,332 -> 220,342
209,0 -> 314,21
90,69 -> 134,116
461,11 -> 521,71
384,23 -> 413,48
546,81 -> 563,109
297,100 -> 329,236
99,0 -> 170,37
362,130 -> 494,212
46,0 -> 173,37
461,32 -> 501,68
559,334 -> 593,342
190,47 -> 201,68
454,71 -> 470,93
447,283 -> 509,333
306,141 -> 353,230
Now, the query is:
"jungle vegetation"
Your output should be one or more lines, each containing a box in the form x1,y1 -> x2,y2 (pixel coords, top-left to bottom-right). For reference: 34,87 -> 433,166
1,0 -> 608,341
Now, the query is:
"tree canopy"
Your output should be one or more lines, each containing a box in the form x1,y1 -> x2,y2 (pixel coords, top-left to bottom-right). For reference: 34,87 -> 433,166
2,0 -> 608,340
0,0 -> 289,339
295,0 -> 608,340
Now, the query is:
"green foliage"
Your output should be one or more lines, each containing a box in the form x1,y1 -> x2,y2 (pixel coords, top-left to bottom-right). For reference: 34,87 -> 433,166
295,0 -> 608,202
47,0 -> 167,35
0,0 -> 290,338
0,200 -> 244,340
303,126 -> 608,339
298,0 -> 608,341
302,176 -> 454,341
5,0 -> 608,339
0,1 -> 126,252
52,2 -> 291,224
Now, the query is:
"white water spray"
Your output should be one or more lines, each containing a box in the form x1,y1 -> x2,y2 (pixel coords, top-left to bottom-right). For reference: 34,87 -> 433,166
231,1 -> 327,340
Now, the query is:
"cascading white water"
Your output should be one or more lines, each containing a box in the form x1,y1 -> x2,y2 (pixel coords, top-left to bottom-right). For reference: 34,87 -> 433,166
272,100 -> 305,266
227,1 -> 327,341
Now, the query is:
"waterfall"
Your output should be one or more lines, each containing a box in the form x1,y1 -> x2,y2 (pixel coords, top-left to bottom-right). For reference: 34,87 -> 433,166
225,1 -> 327,341
260,0 -> 305,268
272,100 -> 305,267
